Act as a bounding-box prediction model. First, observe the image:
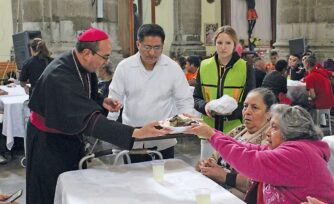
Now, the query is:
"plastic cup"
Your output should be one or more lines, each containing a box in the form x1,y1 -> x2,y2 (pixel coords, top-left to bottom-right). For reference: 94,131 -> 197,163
152,160 -> 165,183
195,188 -> 211,204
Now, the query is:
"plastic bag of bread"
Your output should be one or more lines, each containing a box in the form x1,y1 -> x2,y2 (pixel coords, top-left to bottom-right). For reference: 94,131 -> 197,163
207,95 -> 238,116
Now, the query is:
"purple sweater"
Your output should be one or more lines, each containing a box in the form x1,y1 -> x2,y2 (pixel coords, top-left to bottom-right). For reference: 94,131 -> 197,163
209,131 -> 334,204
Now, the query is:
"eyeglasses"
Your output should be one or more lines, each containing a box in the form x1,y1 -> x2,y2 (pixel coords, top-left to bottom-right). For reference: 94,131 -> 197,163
91,50 -> 110,61
267,124 -> 279,135
141,45 -> 163,51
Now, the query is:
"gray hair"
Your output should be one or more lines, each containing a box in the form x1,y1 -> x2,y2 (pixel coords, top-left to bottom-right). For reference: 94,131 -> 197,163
270,104 -> 323,141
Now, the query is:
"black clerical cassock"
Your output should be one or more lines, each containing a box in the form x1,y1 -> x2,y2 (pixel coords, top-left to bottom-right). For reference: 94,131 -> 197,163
26,50 -> 135,204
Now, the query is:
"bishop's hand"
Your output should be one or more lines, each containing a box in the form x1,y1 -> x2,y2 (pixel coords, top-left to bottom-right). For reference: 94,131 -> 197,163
103,98 -> 122,112
132,121 -> 171,139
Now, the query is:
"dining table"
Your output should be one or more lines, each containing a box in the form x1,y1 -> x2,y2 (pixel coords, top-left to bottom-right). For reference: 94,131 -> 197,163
0,85 -> 29,150
55,159 -> 246,204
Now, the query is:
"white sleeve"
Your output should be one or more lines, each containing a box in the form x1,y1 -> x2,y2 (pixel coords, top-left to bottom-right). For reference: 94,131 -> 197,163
107,63 -> 125,121
172,64 -> 195,115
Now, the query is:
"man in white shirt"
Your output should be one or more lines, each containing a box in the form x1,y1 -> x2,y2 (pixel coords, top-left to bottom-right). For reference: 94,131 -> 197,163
109,24 -> 194,162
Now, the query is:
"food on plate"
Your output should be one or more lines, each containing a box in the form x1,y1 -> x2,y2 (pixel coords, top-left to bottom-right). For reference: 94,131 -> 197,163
161,114 -> 199,127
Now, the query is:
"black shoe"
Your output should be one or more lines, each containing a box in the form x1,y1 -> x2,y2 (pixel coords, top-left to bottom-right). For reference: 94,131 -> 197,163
0,154 -> 8,165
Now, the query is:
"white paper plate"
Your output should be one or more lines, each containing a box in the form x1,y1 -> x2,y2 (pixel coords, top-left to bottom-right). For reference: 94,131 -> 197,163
159,114 -> 199,134
159,124 -> 190,134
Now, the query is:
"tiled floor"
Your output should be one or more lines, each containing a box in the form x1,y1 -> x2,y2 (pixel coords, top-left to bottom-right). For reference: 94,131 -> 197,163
0,150 -> 26,204
0,136 -> 201,204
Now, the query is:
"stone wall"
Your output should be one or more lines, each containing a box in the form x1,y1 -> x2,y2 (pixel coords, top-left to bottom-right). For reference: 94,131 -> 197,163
274,0 -> 334,61
0,0 -> 14,61
11,0 -> 123,66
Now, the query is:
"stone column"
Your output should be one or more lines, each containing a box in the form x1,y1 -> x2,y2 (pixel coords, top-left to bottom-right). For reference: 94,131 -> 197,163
274,0 -> 334,61
170,0 -> 206,58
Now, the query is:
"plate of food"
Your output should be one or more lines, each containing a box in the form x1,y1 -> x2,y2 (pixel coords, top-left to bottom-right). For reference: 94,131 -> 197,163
159,114 -> 200,134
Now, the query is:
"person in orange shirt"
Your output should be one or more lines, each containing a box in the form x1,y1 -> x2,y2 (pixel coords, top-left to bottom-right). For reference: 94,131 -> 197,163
185,55 -> 201,86
266,51 -> 278,72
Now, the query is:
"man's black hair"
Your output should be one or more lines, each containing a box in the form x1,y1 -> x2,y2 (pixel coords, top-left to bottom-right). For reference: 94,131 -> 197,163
275,59 -> 288,72
137,24 -> 165,43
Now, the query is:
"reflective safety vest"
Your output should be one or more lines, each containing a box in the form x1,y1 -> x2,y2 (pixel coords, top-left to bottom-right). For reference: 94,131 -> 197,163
200,56 -> 247,133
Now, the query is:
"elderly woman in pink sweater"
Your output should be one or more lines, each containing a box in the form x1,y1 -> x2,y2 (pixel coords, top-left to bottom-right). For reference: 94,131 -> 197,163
186,104 -> 334,204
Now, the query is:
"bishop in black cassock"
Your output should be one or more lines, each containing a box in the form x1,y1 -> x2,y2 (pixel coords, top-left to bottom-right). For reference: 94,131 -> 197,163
26,27 -> 168,204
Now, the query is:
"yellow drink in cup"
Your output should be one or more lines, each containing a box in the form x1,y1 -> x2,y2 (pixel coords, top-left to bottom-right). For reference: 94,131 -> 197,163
195,188 -> 211,204
152,160 -> 165,183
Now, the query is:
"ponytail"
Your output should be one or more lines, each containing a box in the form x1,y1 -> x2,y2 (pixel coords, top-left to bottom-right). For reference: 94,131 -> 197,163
30,38 -> 51,59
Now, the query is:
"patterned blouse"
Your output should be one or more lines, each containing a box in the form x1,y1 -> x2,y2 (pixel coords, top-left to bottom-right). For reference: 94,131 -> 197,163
211,122 -> 270,164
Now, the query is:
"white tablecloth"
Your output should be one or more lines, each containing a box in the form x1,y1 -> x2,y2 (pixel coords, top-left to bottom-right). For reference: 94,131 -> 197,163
323,136 -> 334,178
0,85 -> 29,150
0,85 -> 26,96
287,80 -> 307,97
55,159 -> 245,204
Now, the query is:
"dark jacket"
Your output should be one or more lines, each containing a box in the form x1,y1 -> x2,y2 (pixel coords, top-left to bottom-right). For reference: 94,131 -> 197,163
27,51 -> 135,204
254,68 -> 266,88
20,55 -> 53,89
261,70 -> 287,98
290,64 -> 305,81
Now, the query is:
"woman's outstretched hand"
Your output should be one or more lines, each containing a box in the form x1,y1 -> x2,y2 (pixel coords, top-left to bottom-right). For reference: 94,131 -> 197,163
184,122 -> 215,139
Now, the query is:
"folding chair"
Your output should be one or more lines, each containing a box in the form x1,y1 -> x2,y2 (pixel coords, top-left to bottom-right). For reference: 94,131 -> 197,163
312,108 -> 332,135
78,138 -> 163,170
20,99 -> 30,167
78,133 -> 196,169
